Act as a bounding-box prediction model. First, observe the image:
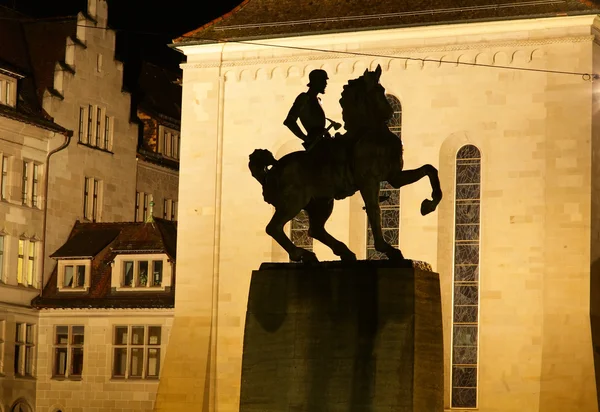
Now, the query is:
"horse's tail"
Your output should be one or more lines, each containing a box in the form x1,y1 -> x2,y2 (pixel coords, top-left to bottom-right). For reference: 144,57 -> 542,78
249,149 -> 277,186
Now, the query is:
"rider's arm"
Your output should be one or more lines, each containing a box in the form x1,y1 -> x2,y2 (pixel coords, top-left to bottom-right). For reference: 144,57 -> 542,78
284,94 -> 308,141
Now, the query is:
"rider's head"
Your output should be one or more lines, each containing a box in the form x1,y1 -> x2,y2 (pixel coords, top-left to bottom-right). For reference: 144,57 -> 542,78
307,69 -> 328,93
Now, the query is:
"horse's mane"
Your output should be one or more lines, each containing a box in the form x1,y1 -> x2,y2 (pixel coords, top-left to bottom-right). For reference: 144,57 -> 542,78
339,70 -> 389,133
339,77 -> 367,133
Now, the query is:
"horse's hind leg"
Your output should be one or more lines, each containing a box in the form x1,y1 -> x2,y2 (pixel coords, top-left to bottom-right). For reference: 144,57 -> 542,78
267,207 -> 318,263
305,198 -> 356,261
360,181 -> 404,261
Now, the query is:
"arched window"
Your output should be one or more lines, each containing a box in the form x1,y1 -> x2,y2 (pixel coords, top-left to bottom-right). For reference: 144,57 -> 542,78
451,144 -> 481,409
366,94 -> 402,259
290,210 -> 312,255
10,400 -> 32,412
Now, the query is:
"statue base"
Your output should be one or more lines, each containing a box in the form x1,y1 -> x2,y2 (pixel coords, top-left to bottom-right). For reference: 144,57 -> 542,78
240,260 -> 443,412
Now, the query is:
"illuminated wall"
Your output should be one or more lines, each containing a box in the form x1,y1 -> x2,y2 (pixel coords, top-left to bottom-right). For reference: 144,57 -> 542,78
157,15 -> 600,412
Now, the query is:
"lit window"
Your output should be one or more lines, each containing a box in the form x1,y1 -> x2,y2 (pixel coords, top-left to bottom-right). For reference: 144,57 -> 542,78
96,53 -> 103,72
113,325 -> 161,379
1,155 -> 8,200
17,239 -> 24,284
54,325 -> 84,379
26,241 -> 35,286
14,323 -> 35,376
163,199 -> 168,219
21,161 -> 28,205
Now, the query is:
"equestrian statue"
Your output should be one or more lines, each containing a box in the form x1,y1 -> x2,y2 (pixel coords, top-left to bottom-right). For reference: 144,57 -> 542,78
249,65 -> 442,263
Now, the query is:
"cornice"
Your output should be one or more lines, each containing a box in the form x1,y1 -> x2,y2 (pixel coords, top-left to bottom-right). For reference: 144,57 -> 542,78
183,35 -> 592,72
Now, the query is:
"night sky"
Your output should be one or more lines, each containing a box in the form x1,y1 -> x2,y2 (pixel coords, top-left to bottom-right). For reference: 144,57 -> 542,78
0,0 -> 242,69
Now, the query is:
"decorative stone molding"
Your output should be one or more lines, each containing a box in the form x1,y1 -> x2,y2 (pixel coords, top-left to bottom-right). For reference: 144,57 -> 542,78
181,35 -> 589,83
182,35 -> 591,71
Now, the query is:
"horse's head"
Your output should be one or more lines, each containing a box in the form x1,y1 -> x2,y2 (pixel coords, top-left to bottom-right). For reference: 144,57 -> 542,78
340,64 -> 393,131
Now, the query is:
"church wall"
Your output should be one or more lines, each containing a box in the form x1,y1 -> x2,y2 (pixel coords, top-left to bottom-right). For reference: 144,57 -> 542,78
163,15 -> 600,412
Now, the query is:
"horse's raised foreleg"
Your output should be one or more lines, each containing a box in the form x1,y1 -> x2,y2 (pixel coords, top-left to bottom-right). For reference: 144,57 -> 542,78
388,164 -> 443,215
266,208 -> 318,263
360,182 -> 404,261
305,198 -> 356,261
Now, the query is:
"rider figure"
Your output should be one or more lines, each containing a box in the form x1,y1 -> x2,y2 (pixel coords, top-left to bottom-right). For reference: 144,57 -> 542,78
284,69 -> 332,150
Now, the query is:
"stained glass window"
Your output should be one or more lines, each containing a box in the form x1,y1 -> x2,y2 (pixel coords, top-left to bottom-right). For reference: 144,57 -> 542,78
451,144 -> 481,408
367,94 -> 401,260
290,210 -> 312,257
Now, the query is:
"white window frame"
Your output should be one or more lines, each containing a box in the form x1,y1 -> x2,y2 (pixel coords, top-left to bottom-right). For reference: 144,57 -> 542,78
53,325 -> 84,379
157,126 -> 180,159
17,238 -> 37,287
57,259 -> 91,292
26,240 -> 35,287
83,177 -> 102,222
0,74 -> 16,107
78,106 -> 86,143
21,161 -> 28,206
1,154 -> 8,201
14,323 -> 35,377
112,325 -> 162,380
111,254 -> 172,292
17,239 -> 24,285
87,104 -> 93,144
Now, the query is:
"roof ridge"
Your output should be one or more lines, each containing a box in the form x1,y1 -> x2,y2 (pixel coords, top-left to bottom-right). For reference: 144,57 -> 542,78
174,0 -> 253,43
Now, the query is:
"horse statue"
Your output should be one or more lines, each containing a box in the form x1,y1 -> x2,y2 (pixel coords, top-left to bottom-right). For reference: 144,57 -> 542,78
249,65 -> 442,263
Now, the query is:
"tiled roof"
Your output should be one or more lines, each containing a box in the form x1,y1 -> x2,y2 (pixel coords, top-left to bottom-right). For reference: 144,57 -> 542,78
175,0 -> 600,43
33,219 -> 178,310
0,6 -> 72,134
50,228 -> 121,258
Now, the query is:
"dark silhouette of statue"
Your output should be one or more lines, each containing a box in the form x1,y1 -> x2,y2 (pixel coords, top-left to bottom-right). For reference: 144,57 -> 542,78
284,69 -> 341,150
250,65 -> 442,263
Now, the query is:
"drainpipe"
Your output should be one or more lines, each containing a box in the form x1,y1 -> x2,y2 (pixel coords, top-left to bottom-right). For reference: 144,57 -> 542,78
40,130 -> 73,297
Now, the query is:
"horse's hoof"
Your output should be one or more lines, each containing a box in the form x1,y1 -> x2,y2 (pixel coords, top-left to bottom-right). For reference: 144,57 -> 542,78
420,199 -> 436,216
301,251 -> 319,264
340,252 -> 357,261
385,248 -> 405,261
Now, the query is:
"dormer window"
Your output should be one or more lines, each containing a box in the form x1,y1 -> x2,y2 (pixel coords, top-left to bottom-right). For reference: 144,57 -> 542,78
156,126 -> 180,160
57,259 -> 91,292
111,254 -> 172,292
0,74 -> 17,107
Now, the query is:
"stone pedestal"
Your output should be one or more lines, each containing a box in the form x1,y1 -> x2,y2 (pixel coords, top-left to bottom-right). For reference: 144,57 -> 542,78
239,260 -> 443,412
